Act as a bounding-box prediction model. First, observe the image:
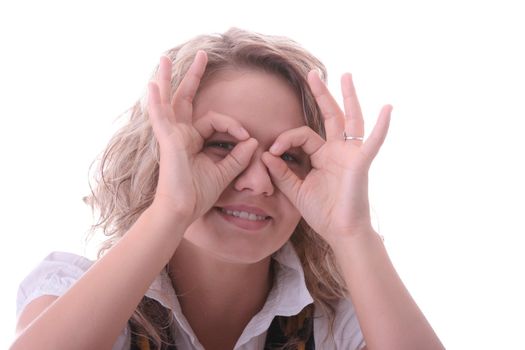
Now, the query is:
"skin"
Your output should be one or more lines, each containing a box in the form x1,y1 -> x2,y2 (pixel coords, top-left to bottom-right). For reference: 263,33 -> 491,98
176,68 -> 309,264
167,68 -> 310,348
11,51 -> 444,350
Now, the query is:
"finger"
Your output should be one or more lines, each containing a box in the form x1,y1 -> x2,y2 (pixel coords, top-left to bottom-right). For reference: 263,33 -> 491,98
193,111 -> 250,141
269,126 -> 324,157
341,73 -> 365,138
262,152 -> 302,204
307,70 -> 344,142
147,82 -> 171,140
158,56 -> 173,105
214,138 -> 258,188
172,50 -> 208,124
362,105 -> 392,161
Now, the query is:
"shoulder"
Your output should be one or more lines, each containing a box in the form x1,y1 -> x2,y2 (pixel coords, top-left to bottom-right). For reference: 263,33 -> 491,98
15,252 -> 133,350
16,251 -> 94,317
313,298 -> 366,350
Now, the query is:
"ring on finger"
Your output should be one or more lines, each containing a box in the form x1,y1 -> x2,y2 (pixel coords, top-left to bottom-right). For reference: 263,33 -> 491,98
343,131 -> 364,142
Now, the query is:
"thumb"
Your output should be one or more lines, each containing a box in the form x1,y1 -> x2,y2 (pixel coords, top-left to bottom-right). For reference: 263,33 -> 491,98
261,152 -> 301,205
214,138 -> 258,188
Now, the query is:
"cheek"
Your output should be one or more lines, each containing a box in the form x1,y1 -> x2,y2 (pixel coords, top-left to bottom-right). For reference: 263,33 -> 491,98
294,165 -> 311,180
279,201 -> 302,233
181,217 -> 207,244
289,158 -> 312,180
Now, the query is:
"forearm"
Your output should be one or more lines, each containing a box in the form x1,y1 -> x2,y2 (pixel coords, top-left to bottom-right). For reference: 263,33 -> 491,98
331,230 -> 444,350
11,205 -> 188,350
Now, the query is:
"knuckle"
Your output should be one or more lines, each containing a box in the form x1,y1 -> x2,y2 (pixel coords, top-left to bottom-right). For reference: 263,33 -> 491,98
227,151 -> 244,169
299,125 -> 311,132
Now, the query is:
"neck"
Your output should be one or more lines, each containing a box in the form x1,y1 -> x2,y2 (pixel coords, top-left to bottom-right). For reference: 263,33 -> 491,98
168,239 -> 273,348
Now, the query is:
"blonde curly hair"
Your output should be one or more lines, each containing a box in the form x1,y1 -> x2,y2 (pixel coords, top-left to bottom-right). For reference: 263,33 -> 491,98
85,27 -> 348,349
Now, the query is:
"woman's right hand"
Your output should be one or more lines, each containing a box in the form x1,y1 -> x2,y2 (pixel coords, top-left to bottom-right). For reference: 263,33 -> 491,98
147,51 -> 257,225
10,51 -> 257,350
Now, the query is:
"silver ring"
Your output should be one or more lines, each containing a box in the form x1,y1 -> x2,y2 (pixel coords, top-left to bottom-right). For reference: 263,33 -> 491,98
343,131 -> 364,142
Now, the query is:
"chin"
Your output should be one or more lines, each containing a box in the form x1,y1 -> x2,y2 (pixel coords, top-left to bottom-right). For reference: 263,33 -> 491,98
197,237 -> 281,265
182,210 -> 296,264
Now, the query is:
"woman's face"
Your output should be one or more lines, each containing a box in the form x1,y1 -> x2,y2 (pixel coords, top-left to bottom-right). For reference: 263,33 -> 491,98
182,68 -> 310,264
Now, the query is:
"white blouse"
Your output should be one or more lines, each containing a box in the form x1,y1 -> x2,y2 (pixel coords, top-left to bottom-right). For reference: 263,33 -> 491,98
17,242 -> 365,349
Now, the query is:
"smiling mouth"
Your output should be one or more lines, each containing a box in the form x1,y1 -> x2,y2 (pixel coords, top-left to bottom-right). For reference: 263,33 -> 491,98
216,207 -> 271,222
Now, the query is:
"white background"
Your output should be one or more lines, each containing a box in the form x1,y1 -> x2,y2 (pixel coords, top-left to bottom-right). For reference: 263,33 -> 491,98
1,0 -> 524,348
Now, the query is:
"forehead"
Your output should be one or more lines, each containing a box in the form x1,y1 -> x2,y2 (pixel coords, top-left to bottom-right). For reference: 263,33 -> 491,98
192,68 -> 305,143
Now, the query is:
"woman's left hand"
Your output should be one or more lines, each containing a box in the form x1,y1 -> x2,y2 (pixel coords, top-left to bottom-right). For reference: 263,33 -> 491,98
262,71 -> 391,245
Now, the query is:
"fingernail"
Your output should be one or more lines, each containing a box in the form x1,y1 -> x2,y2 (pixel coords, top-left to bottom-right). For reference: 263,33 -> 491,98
196,50 -> 208,61
238,127 -> 249,139
314,68 -> 323,80
269,142 -> 280,154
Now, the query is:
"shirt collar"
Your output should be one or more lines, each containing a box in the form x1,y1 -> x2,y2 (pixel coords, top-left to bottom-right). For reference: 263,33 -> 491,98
234,241 -> 314,347
144,241 -> 314,348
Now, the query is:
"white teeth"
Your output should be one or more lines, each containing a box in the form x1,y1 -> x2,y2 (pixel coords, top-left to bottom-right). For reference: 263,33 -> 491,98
220,208 -> 267,221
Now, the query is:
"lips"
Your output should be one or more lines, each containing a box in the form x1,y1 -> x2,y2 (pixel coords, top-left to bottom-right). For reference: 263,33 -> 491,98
218,204 -> 270,217
219,207 -> 268,221
214,204 -> 272,230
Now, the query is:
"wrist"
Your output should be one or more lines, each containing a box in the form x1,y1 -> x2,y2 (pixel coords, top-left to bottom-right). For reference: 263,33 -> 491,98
327,226 -> 383,257
323,224 -> 378,248
149,196 -> 194,229
135,202 -> 192,248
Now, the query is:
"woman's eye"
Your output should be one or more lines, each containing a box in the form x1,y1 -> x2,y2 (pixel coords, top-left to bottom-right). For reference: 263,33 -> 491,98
281,153 -> 298,163
206,141 -> 235,151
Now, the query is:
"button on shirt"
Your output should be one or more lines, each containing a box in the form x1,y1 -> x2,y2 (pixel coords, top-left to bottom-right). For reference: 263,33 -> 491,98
16,242 -> 365,349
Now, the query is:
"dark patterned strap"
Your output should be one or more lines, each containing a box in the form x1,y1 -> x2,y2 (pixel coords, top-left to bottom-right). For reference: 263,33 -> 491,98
264,304 -> 315,350
130,303 -> 315,350
129,325 -> 153,350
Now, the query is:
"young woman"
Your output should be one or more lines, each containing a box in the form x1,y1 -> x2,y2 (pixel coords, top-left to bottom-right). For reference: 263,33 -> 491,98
12,28 -> 444,349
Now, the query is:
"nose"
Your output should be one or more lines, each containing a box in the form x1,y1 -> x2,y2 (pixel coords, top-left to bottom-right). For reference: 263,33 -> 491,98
233,150 -> 274,196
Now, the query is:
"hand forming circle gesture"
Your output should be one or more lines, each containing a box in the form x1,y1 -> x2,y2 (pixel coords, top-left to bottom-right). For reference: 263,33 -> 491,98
148,51 -> 257,223
262,71 -> 392,244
